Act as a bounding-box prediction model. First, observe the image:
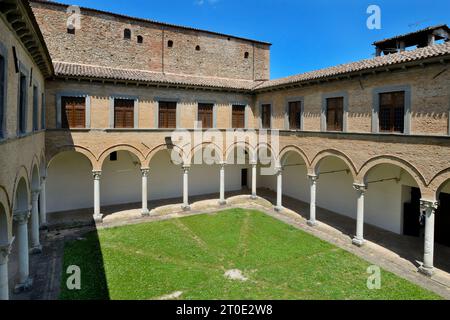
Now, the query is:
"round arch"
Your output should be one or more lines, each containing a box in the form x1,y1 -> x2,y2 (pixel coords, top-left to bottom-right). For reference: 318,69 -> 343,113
428,168 -> 450,200
279,145 -> 310,167
144,144 -> 185,168
98,145 -> 145,171
29,155 -> 40,185
188,142 -> 224,165
11,167 -> 30,212
47,145 -> 96,171
0,187 -> 11,242
310,149 -> 357,180
225,141 -> 256,165
357,155 -> 427,193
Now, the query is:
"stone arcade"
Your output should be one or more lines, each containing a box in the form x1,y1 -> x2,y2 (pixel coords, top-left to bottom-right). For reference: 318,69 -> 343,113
0,0 -> 450,300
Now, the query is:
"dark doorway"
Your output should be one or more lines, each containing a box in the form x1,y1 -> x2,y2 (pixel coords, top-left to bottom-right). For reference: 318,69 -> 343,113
436,192 -> 450,247
403,187 -> 422,237
241,169 -> 248,188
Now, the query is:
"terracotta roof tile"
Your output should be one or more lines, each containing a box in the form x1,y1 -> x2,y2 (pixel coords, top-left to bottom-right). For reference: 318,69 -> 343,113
54,42 -> 450,91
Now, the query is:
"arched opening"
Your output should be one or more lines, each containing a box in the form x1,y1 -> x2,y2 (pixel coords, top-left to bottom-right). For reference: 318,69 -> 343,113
225,144 -> 254,194
47,151 -> 93,214
0,202 -> 7,244
436,179 -> 450,247
314,156 -> 356,221
137,35 -> 143,44
279,150 -> 309,205
364,163 -> 421,235
124,28 -> 131,40
189,146 -> 222,198
148,149 -> 182,202
101,150 -> 142,207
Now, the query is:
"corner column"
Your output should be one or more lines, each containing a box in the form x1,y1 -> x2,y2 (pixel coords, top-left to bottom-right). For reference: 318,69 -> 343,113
93,171 -> 103,223
419,199 -> 439,276
251,161 -> 257,199
182,166 -> 191,211
30,190 -> 42,254
0,240 -> 13,300
219,162 -> 226,205
352,184 -> 367,247
307,174 -> 318,226
141,168 -> 150,216
275,166 -> 283,211
39,175 -> 48,229
13,209 -> 32,292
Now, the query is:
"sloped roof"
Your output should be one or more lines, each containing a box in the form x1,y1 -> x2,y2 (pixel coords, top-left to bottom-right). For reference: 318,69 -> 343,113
53,61 -> 261,91
255,42 -> 450,90
373,24 -> 450,46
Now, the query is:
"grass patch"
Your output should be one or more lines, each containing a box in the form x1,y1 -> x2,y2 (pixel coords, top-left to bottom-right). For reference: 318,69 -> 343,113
60,209 -> 441,300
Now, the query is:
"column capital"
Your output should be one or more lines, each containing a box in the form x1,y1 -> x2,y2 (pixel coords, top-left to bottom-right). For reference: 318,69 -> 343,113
182,165 -> 190,172
31,190 -> 41,201
13,209 -> 31,224
307,174 -> 319,182
353,183 -> 367,193
92,170 -> 102,180
220,161 -> 227,168
141,168 -> 150,177
0,238 -> 14,265
275,166 -> 283,174
420,199 -> 439,215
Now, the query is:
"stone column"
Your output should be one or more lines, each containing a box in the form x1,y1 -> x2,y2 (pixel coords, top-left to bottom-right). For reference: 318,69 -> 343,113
219,162 -> 226,205
13,209 -> 32,292
419,199 -> 439,276
93,171 -> 103,223
307,174 -> 318,227
275,166 -> 283,211
182,166 -> 191,211
30,190 -> 42,254
39,175 -> 48,229
141,168 -> 150,216
0,240 -> 13,300
251,162 -> 257,199
352,184 -> 367,247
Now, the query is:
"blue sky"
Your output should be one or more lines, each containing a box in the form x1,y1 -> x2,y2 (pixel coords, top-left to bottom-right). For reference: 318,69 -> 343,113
66,0 -> 450,79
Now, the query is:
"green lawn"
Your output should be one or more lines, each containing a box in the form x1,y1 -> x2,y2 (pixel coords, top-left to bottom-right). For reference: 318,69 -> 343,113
60,209 -> 441,300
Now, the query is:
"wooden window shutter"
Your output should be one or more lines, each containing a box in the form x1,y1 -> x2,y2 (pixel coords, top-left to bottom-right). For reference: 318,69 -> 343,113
61,97 -> 86,129
379,91 -> 405,133
326,97 -> 343,131
232,105 -> 245,128
289,101 -> 301,129
114,99 -> 134,128
261,104 -> 271,129
159,101 -> 177,128
198,103 -> 213,128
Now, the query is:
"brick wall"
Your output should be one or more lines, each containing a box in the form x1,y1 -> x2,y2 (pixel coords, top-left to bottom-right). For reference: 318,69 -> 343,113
30,1 -> 270,81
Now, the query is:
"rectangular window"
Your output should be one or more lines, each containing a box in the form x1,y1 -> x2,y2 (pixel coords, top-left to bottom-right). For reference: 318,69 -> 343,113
198,103 -> 213,129
261,104 -> 271,129
18,73 -> 27,134
41,93 -> 45,129
158,101 -> 177,128
232,105 -> 245,129
0,54 -> 5,137
379,91 -> 405,133
32,86 -> 38,131
288,101 -> 302,130
326,97 -> 344,132
114,98 -> 134,128
61,96 -> 86,129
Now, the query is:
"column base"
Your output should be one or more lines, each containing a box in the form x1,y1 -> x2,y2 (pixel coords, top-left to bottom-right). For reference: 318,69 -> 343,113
418,265 -> 434,277
93,214 -> 104,223
307,220 -> 318,227
250,195 -> 257,200
14,277 -> 33,294
141,209 -> 150,217
29,245 -> 43,255
352,237 -> 366,247
274,206 -> 283,212
218,200 -> 227,206
181,205 -> 191,212
39,223 -> 49,231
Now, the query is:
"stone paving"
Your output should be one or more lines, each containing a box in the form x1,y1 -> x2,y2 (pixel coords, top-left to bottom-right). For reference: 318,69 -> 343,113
11,188 -> 450,300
